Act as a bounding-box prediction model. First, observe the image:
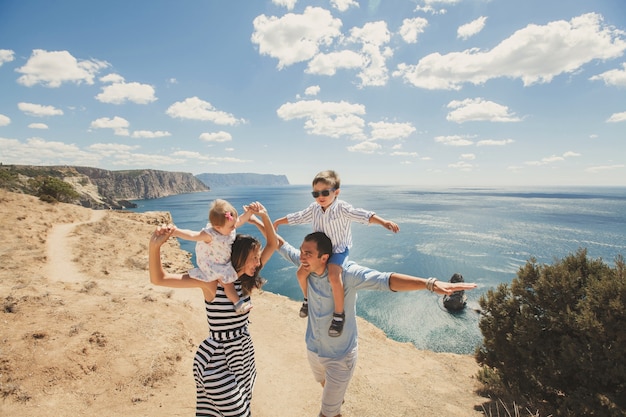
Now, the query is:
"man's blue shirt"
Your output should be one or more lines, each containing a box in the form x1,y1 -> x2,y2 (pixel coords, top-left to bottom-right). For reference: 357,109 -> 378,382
278,241 -> 392,358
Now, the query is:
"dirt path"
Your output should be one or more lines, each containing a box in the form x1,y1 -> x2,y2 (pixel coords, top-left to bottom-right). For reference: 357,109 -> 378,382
46,209 -> 107,282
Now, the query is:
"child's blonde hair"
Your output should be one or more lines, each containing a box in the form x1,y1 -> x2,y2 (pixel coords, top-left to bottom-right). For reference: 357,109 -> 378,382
209,199 -> 238,227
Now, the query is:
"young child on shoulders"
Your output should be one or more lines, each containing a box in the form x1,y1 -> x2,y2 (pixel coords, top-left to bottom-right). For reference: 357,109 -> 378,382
273,170 -> 399,337
171,199 -> 259,314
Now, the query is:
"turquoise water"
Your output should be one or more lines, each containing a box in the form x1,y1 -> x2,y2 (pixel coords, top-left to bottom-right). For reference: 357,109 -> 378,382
130,185 -> 626,354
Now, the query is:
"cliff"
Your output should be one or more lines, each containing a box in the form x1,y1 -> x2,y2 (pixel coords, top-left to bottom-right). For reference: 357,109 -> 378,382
72,167 -> 208,200
196,172 -> 289,187
0,165 -> 208,209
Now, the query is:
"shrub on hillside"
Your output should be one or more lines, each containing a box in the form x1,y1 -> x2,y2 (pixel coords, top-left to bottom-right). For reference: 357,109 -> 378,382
34,176 -> 80,203
476,249 -> 625,417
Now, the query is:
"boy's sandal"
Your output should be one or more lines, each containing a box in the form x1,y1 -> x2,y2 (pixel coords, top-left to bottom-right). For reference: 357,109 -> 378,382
299,302 -> 309,318
328,312 -> 345,337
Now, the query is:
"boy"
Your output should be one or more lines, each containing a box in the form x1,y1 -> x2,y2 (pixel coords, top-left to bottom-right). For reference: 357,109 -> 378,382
273,170 -> 399,337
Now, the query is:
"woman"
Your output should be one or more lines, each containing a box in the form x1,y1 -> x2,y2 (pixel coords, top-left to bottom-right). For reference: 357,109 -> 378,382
149,202 -> 277,416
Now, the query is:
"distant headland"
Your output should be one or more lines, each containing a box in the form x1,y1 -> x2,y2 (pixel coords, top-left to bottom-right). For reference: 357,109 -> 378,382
0,164 -> 290,209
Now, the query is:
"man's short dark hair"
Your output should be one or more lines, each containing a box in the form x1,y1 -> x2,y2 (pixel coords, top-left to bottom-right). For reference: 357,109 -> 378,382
304,232 -> 333,258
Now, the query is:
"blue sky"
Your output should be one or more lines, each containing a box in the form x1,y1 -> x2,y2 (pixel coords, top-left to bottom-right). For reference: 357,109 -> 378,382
1,0 -> 625,187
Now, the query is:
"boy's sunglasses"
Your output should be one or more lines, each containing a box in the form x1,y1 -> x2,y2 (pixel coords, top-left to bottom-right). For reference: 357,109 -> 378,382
311,188 -> 336,198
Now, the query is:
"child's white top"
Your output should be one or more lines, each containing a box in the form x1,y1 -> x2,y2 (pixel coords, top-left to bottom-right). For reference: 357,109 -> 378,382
286,199 -> 374,253
189,225 -> 238,283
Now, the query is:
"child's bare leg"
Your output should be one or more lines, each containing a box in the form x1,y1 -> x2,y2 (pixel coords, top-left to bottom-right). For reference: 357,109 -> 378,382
328,263 -> 345,337
222,281 -> 252,314
328,264 -> 344,314
296,265 -> 309,318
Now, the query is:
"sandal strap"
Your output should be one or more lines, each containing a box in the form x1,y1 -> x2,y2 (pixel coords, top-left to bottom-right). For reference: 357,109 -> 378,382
332,312 -> 345,320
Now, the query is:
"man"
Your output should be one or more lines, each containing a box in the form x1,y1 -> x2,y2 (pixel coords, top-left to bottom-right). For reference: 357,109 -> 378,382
275,230 -> 477,417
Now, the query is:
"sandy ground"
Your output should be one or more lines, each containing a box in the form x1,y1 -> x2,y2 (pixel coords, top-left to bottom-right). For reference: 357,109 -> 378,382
0,189 -> 488,416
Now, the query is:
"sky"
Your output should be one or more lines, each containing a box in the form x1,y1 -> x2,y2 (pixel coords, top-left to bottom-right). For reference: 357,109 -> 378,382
1,0 -> 625,187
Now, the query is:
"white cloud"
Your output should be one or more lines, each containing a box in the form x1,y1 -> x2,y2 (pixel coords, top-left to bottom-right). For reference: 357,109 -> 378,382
199,131 -> 233,142
449,160 -> 474,171
525,151 -> 579,166
18,102 -> 64,117
563,151 -> 581,158
89,143 -> 139,155
131,130 -> 171,138
109,153 -> 186,168
166,97 -> 245,125
390,151 -> 419,157
251,7 -> 343,69
590,62 -> 626,87
348,21 -> 393,87
272,0 -> 297,10
90,116 -> 130,136
347,140 -> 381,153
96,75 -> 157,105
16,49 -> 108,87
100,73 -> 125,83
306,50 -> 363,76
414,0 -> 458,15
368,121 -> 415,140
0,137 -> 100,166
607,111 -> 626,123
457,16 -> 487,40
435,135 -> 474,146
460,153 -> 476,160
399,17 -> 429,44
0,49 -> 15,66
447,98 -> 521,123
585,164 -> 625,173
424,0 -> 460,5
330,0 -> 359,12
276,99 -> 366,139
0,114 -> 10,126
28,123 -> 48,129
394,13 -> 626,90
476,138 -> 515,146
171,150 -> 212,161
304,85 -> 321,96
88,142 -> 186,167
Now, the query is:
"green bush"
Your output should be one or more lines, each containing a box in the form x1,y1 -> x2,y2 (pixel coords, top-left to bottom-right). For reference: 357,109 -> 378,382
476,249 -> 626,417
36,176 -> 80,203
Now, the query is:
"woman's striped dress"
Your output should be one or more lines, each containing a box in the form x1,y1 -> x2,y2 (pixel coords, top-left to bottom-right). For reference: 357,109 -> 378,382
193,282 -> 256,416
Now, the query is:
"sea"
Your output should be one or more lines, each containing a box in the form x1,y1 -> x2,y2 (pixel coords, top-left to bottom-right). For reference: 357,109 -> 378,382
129,185 -> 626,354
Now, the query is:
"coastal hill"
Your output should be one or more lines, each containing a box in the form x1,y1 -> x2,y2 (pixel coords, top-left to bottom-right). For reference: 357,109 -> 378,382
0,165 -> 289,209
0,188 -> 485,416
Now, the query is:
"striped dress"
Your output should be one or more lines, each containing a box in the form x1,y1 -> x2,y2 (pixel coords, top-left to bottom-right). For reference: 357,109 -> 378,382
193,282 -> 256,416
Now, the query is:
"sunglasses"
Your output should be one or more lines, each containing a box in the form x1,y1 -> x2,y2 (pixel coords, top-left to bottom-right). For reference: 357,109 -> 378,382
311,188 -> 336,198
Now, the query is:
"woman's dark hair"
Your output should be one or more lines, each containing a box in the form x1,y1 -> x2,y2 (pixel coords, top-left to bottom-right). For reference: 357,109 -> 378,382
231,234 -> 265,295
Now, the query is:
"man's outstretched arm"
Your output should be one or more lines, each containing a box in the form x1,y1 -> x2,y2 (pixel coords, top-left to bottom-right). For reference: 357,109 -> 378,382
388,273 -> 477,295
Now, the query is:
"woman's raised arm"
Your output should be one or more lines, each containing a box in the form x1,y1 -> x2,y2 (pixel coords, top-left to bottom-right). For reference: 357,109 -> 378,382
149,225 -> 217,301
253,204 -> 278,266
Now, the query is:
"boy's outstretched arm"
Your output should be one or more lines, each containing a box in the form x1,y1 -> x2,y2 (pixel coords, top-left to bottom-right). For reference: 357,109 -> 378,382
272,216 -> 288,230
368,214 -> 400,233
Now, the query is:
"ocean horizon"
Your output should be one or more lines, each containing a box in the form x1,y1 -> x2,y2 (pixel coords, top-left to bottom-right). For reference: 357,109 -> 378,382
130,185 -> 626,354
